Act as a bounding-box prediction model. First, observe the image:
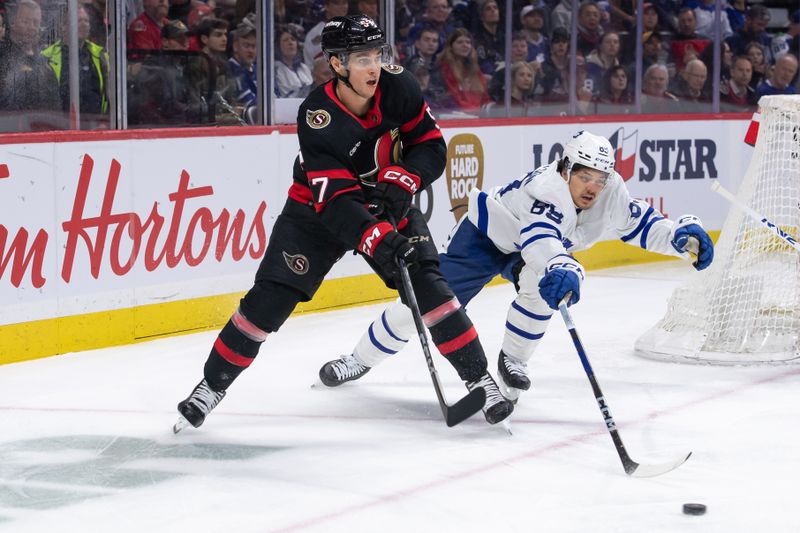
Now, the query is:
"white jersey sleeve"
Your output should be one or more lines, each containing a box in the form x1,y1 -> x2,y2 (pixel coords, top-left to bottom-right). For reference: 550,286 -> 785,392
602,175 -> 689,260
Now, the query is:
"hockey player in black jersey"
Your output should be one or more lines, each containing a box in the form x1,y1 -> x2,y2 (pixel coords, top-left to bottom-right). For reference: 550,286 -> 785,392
173,14 -> 514,431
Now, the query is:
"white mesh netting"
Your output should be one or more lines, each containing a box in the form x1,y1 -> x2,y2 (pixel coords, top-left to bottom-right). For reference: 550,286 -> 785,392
636,95 -> 800,365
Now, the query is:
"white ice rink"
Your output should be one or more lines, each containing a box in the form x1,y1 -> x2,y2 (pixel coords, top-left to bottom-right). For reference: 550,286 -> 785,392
1,262 -> 799,533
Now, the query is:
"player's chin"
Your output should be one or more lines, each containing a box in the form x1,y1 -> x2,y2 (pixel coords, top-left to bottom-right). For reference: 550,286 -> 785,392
362,80 -> 379,94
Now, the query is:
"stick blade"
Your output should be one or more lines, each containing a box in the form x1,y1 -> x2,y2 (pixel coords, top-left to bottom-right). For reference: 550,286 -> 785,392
629,451 -> 692,478
445,387 -> 486,427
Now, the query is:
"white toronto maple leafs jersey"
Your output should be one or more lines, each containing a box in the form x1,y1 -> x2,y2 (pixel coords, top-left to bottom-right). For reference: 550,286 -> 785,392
466,161 -> 690,274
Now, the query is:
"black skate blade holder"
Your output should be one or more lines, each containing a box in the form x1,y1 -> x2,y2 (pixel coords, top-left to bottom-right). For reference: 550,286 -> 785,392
387,214 -> 485,426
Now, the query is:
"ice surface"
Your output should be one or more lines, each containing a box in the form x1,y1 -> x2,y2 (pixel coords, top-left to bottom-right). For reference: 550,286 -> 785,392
1,262 -> 798,532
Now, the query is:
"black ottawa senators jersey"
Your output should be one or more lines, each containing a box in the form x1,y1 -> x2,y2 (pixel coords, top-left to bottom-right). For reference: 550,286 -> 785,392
287,65 -> 445,247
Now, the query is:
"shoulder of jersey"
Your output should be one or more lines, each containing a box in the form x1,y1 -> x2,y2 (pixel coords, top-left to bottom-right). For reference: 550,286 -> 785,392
299,84 -> 338,131
380,64 -> 421,93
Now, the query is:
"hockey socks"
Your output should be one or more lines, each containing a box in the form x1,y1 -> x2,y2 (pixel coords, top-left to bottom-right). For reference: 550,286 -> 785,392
423,299 -> 487,382
204,308 -> 268,391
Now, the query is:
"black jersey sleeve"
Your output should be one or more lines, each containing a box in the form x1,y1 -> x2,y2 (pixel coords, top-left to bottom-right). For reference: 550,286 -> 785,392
387,67 -> 446,190
297,107 -> 376,249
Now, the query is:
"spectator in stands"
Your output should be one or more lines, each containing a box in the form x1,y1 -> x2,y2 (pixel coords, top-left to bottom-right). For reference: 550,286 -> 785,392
41,5 -> 108,115
0,0 -> 59,114
394,1 -> 415,60
228,16 -> 257,108
746,41 -> 767,92
576,1 -> 604,57
698,39 -> 732,95
481,60 -> 537,116
726,5 -> 772,59
186,17 -> 241,122
533,27 -> 569,103
431,27 -> 488,114
670,7 -> 709,72
756,54 -> 798,98
670,58 -> 709,108
551,0 -> 572,32
607,0 -> 636,32
636,31 -> 665,73
161,17 -> 190,50
770,10 -> 800,63
622,4 -> 661,64
692,0 -> 732,40
720,55 -> 756,110
488,31 -> 531,101
127,19 -> 209,127
472,0 -> 504,75
726,0 -> 747,35
403,25 -> 439,71
585,31 -> 619,90
406,55 -> 443,111
198,16 -> 229,81
128,0 -> 169,50
357,0 -> 379,21
278,0 -> 313,31
82,0 -> 108,45
304,0 -> 349,66
275,25 -> 313,98
186,3 -> 212,51
168,0 -> 200,26
519,5 -> 547,63
596,64 -> 633,112
0,12 -> 5,44
407,0 -> 457,58
641,63 -> 679,113
311,56 -> 332,88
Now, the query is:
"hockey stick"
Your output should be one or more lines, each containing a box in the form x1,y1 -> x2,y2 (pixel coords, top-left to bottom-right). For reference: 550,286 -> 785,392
558,296 -> 692,477
396,259 -> 486,426
711,181 -> 800,252
385,213 -> 485,427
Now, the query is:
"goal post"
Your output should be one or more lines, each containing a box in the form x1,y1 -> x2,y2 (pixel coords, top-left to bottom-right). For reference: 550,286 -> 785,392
635,95 -> 800,365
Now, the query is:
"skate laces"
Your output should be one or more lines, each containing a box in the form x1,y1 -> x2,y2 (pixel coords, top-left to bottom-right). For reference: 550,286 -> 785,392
468,374 -> 506,408
502,354 -> 528,377
190,380 -> 225,412
332,354 -> 368,381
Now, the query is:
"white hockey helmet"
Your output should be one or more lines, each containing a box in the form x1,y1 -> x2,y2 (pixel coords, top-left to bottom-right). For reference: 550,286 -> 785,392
562,130 -> 615,178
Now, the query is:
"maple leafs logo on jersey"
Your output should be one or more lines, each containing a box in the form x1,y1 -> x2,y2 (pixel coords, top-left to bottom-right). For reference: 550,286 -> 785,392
283,252 -> 310,275
306,109 -> 331,129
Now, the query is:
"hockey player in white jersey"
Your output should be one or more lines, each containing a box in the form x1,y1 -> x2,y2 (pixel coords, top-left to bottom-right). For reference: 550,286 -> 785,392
318,130 -> 714,402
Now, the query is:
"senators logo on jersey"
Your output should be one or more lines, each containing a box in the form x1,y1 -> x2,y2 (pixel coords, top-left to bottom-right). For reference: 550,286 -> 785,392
306,109 -> 331,129
382,64 -> 404,74
283,252 -> 310,275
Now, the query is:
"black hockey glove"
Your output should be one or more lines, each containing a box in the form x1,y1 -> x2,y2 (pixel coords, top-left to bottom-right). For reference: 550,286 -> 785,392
359,221 -> 418,278
367,166 -> 421,222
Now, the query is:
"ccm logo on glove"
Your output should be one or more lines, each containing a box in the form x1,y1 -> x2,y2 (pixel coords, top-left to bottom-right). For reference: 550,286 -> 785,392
379,166 -> 420,194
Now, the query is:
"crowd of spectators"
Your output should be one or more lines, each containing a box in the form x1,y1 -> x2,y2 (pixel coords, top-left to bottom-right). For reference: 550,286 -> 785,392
0,0 -> 798,131
388,0 -> 799,117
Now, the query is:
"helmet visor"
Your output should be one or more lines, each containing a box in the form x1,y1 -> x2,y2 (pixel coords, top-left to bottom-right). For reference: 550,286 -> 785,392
338,44 -> 393,70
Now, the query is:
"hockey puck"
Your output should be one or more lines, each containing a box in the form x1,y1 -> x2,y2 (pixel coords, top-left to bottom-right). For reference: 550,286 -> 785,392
682,503 -> 706,515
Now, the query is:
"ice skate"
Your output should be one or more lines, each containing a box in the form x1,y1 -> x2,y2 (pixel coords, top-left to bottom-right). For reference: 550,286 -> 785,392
319,353 -> 370,387
173,379 -> 226,433
466,373 -> 514,424
497,350 -> 530,403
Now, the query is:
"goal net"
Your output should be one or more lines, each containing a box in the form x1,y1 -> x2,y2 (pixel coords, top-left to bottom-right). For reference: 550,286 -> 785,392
635,95 -> 800,365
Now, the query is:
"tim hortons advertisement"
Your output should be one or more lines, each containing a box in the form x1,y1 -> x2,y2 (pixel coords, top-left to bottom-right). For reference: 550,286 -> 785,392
0,136 -> 285,326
